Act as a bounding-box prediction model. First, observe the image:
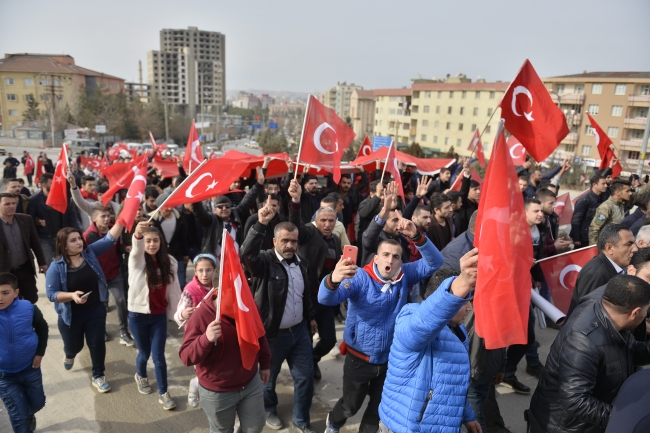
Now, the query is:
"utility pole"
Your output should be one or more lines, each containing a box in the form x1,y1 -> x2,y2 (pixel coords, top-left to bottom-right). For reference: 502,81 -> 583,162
163,101 -> 169,142
636,113 -> 650,177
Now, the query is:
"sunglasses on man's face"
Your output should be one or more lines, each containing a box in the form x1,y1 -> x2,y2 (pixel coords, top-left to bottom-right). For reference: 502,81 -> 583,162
216,204 -> 232,210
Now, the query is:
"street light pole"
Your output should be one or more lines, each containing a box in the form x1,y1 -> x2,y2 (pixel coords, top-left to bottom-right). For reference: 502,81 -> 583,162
163,100 -> 169,142
636,114 -> 650,177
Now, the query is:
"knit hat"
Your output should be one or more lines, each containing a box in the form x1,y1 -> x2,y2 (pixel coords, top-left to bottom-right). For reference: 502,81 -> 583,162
155,193 -> 169,208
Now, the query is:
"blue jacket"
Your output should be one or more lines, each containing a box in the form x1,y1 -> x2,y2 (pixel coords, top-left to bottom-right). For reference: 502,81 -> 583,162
318,234 -> 443,364
379,277 -> 474,433
46,232 -> 117,326
441,231 -> 474,271
0,299 -> 38,373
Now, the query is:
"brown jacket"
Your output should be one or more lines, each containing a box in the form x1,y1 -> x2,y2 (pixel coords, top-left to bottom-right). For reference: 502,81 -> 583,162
0,213 -> 46,274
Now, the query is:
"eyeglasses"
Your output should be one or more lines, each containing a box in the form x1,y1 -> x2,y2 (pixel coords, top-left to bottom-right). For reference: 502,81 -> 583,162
215,204 -> 232,210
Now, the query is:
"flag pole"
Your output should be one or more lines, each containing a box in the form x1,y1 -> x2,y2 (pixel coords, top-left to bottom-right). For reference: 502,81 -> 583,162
147,158 -> 208,222
379,139 -> 394,184
215,228 -> 226,323
535,244 -> 598,264
293,95 -> 311,180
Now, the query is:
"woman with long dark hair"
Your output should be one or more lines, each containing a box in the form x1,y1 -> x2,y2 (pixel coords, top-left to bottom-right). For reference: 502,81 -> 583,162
128,221 -> 181,410
45,223 -> 125,393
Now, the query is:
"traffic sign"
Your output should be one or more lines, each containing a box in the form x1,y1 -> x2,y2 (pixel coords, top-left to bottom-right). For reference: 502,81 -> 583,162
95,125 -> 106,134
269,122 -> 279,130
372,136 -> 392,151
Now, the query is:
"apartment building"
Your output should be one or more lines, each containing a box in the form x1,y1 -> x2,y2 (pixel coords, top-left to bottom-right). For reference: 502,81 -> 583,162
318,82 -> 363,120
543,72 -> 650,169
147,26 -> 225,118
0,53 -> 124,130
349,88 -> 375,138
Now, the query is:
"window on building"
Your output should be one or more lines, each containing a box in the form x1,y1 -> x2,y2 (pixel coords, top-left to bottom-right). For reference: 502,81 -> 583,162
485,125 -> 491,133
585,125 -> 594,135
588,105 -> 599,115
403,123 -> 409,130
460,107 -> 465,115
380,108 -> 384,114
489,91 -> 495,99
455,138 -> 461,146
379,120 -> 383,126
631,129 -> 645,139
412,106 -> 419,113
473,107 -> 478,116
390,108 -> 396,115
25,94 -> 34,102
475,91 -> 480,99
608,127 -> 619,138
413,91 -> 420,99
422,120 -> 429,127
461,91 -> 466,99
592,83 -> 603,94
565,144 -> 576,152
389,121 -> 395,128
581,145 -> 592,156
434,121 -> 439,129
4,78 -> 14,85
446,122 -> 451,130
39,94 -> 48,102
445,137 -> 449,145
438,91 -> 442,98
447,107 -> 452,114
574,84 -> 584,94
471,124 -> 477,131
641,85 -> 650,96
23,78 -> 34,86
376,108 -> 379,114
629,151 -> 640,160
8,110 -> 18,116
421,135 -> 427,142
436,106 -> 441,114
38,79 -> 47,86
611,105 -> 623,117
425,91 -> 431,98
614,84 -> 627,95
556,84 -> 565,93
458,123 -> 464,131
433,136 -> 438,143
375,120 -> 378,126
449,91 -> 454,99
423,105 -> 430,113
487,108 -> 493,116
53,79 -> 61,87
397,109 -> 404,115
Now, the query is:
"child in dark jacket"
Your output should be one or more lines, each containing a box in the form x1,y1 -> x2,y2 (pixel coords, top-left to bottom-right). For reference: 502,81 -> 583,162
0,272 -> 48,433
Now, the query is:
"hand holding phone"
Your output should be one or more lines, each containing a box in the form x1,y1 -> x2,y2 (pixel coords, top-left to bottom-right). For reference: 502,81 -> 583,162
80,291 -> 92,299
342,245 -> 358,264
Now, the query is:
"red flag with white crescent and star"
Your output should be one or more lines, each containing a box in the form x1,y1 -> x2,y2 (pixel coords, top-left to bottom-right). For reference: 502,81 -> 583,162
357,136 -> 373,158
149,131 -> 160,157
183,120 -> 204,173
554,192 -> 573,226
219,231 -> 266,370
587,113 -> 623,177
80,156 -> 101,171
500,59 -> 570,162
449,167 -> 483,191
102,154 -> 148,205
99,156 -> 109,174
34,157 -> 47,185
299,95 -> 356,183
45,145 -> 69,213
505,136 -> 527,165
115,158 -> 149,231
161,158 -> 250,209
602,148 -> 622,178
384,140 -> 404,202
151,157 -> 180,179
538,245 -> 598,315
23,154 -> 34,175
474,121 -> 532,349
467,129 -> 485,167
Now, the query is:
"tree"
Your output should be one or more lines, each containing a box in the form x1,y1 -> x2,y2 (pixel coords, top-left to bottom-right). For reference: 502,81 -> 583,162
258,129 -> 289,154
22,99 -> 40,122
403,142 -> 425,158
345,116 -> 353,129
343,137 -> 362,161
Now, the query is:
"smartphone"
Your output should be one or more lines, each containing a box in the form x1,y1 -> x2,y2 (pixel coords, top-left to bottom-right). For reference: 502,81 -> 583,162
343,245 -> 358,264
80,291 -> 92,299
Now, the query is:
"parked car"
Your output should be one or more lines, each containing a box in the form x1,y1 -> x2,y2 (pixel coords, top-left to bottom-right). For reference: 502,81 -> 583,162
65,139 -> 100,156
0,146 -> 6,156
163,144 -> 179,157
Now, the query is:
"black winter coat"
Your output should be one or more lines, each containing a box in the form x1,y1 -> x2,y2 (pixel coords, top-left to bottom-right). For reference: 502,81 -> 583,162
570,190 -> 606,246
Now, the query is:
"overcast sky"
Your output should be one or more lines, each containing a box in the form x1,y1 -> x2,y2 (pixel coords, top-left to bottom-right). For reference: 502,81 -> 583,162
1,0 -> 649,94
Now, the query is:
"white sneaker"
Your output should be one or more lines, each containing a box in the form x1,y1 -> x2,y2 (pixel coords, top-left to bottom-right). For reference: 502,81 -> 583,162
159,392 -> 176,410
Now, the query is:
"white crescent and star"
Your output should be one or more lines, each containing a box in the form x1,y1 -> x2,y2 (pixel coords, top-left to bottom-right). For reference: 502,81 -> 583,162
186,173 -> 218,198
117,166 -> 139,187
234,275 -> 249,312
361,145 -> 371,156
594,129 -> 600,146
559,264 -> 582,290
126,174 -> 146,201
510,143 -> 525,160
511,86 -> 534,121
314,122 -> 338,155
191,139 -> 203,164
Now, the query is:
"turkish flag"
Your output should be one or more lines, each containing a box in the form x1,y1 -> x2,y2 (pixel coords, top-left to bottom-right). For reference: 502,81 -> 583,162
474,122 -> 533,349
385,140 -> 404,202
357,136 -> 373,158
500,59 -> 569,162
45,145 -> 69,214
554,192 -> 573,226
450,167 -> 482,192
102,155 -> 148,205
506,136 -> 527,165
108,143 -> 128,161
299,95 -> 356,183
572,188 -> 590,206
149,131 -> 160,157
587,113 -> 612,165
115,158 -> 148,231
151,157 -> 180,179
80,156 -> 101,170
34,158 -> 47,185
24,154 -> 34,175
538,245 -> 598,314
162,158 -> 249,209
183,120 -> 204,172
219,231 -> 266,370
467,130 -> 485,167
99,156 -> 109,174
602,148 -> 623,179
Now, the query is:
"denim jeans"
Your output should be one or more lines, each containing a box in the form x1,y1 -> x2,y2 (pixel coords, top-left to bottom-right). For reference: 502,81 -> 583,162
129,312 -> 168,394
311,296 -> 336,364
0,366 -> 46,433
330,352 -> 388,433
466,380 -> 490,433
199,374 -> 265,433
39,237 -> 56,265
264,320 -> 313,427
106,274 -> 128,334
58,302 -> 107,378
177,258 -> 187,288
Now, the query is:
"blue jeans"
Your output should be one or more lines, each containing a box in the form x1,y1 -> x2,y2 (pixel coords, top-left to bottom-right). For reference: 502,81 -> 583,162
58,302 -> 107,378
129,312 -> 168,394
466,380 -> 490,433
177,258 -> 187,288
264,320 -> 314,427
0,366 -> 46,433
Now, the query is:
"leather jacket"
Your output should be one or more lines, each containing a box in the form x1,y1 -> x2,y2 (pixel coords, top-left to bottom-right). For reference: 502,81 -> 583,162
529,300 -> 650,433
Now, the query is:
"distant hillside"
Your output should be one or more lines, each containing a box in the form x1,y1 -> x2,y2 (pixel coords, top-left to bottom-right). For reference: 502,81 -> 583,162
226,89 -> 310,101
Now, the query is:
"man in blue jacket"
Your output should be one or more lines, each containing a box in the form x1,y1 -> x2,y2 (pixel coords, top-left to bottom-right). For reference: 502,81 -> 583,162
378,248 -> 481,433
319,212 -> 443,433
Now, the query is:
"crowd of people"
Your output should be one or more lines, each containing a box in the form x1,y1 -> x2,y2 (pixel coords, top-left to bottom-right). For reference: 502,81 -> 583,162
1,146 -> 650,433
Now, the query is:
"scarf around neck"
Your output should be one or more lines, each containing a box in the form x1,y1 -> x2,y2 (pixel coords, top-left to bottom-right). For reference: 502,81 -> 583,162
362,262 -> 404,294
